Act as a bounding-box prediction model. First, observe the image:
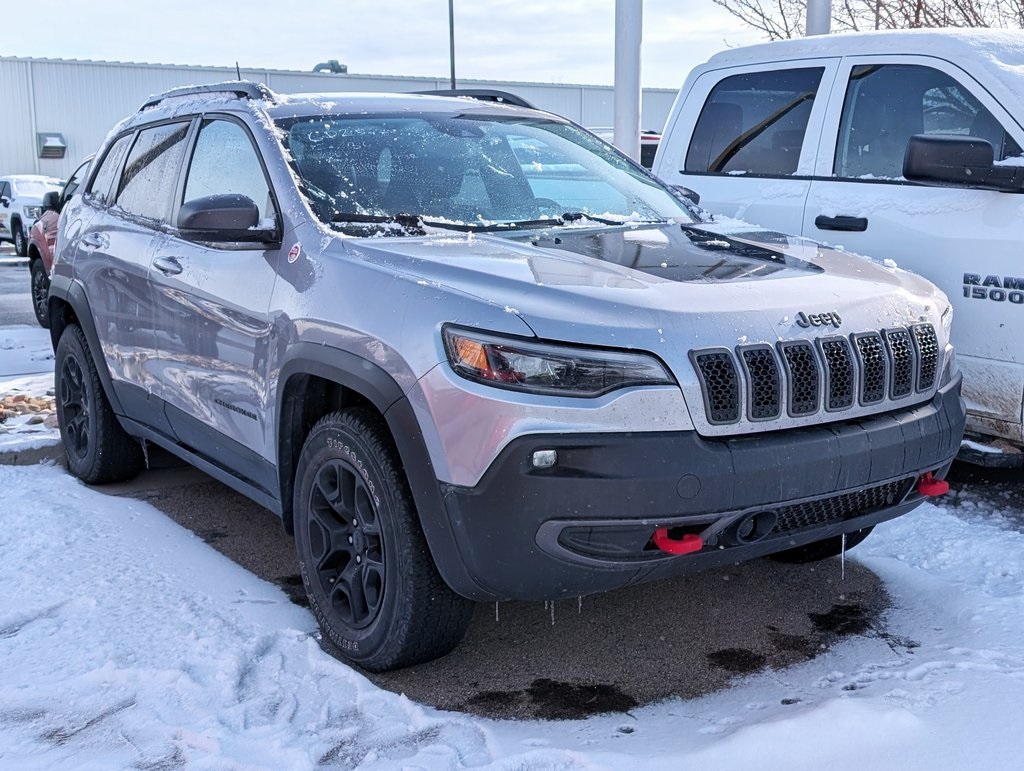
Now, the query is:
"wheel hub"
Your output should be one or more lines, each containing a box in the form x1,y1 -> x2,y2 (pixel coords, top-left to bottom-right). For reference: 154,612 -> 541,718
306,459 -> 385,629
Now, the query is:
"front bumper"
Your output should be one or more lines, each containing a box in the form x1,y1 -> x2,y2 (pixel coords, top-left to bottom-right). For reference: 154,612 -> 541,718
437,374 -> 965,601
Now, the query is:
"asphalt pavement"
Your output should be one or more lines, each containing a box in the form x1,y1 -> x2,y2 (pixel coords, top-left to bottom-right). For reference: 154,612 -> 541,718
0,251 -> 37,327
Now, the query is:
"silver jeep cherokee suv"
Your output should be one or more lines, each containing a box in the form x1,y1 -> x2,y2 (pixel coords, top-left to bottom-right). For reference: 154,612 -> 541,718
49,83 -> 965,671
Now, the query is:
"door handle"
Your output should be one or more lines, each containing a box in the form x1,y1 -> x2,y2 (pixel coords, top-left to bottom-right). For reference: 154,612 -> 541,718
81,232 -> 107,248
152,255 -> 183,276
814,215 -> 868,232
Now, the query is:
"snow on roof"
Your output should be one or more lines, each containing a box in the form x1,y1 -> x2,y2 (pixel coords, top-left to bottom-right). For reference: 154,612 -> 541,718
706,27 -> 1024,70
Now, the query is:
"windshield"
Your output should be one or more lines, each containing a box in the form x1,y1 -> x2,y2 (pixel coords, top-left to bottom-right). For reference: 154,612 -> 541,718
12,179 -> 62,198
275,113 -> 696,234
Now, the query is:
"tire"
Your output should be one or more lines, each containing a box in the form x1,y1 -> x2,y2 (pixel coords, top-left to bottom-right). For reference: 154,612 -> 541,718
293,408 -> 474,671
55,325 -> 144,484
13,221 -> 27,257
768,526 -> 874,564
30,259 -> 50,328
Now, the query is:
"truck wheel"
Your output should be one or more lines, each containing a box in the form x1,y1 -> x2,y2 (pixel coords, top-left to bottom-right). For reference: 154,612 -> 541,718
293,408 -> 474,671
768,526 -> 874,564
13,222 -> 27,257
30,259 -> 50,328
55,324 -> 144,484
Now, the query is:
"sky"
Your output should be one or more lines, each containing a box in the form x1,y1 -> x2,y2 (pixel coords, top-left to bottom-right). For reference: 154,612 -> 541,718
1,320 -> 1022,767
4,1 -> 764,89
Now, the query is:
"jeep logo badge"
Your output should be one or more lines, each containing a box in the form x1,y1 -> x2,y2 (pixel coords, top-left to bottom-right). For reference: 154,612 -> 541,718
795,311 -> 842,329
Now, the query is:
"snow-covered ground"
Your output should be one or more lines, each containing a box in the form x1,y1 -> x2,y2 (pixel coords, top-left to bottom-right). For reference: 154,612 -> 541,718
1,324 -> 1022,768
0,325 -> 60,451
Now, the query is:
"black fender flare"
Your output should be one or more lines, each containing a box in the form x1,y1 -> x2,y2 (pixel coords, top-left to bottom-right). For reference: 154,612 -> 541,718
47,273 -> 125,416
276,343 -> 485,599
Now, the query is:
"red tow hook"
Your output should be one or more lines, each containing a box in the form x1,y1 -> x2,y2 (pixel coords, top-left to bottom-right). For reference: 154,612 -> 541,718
917,472 -> 950,497
652,528 -> 704,555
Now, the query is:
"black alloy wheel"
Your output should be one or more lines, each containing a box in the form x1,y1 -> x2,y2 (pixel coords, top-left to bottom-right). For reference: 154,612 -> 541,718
55,325 -> 144,484
30,259 -> 50,328
307,457 -> 387,629
293,408 -> 474,671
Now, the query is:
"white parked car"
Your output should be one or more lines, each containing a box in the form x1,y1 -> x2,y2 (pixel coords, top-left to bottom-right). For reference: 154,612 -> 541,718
653,29 -> 1024,464
0,174 -> 63,256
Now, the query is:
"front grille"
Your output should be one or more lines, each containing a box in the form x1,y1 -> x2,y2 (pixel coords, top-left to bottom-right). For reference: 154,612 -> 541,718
690,323 -> 938,427
740,346 -> 781,420
779,341 -> 819,416
853,332 -> 887,405
774,478 -> 914,533
691,350 -> 740,424
819,338 -> 855,411
884,328 -> 915,398
912,323 -> 939,392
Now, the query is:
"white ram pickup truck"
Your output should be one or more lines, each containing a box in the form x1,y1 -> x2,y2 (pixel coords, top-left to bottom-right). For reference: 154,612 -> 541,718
653,29 -> 1024,465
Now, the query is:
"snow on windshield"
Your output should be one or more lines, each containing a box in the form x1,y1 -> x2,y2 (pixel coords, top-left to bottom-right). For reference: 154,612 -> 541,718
275,113 -> 694,232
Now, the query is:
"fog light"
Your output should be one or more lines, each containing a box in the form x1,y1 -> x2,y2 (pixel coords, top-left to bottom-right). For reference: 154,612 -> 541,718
532,449 -> 557,469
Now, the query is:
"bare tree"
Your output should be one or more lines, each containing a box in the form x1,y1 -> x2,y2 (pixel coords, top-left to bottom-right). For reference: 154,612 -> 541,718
713,0 -> 1024,40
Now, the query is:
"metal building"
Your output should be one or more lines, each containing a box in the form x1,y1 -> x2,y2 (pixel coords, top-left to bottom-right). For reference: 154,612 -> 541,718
0,56 -> 677,177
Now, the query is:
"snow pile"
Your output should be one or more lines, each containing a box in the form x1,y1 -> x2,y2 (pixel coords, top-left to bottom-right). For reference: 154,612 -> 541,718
0,463 -> 1021,769
0,325 -> 54,378
0,374 -> 60,451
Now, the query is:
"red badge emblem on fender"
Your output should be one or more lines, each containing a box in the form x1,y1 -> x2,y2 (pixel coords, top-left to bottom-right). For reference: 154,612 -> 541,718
287,243 -> 301,264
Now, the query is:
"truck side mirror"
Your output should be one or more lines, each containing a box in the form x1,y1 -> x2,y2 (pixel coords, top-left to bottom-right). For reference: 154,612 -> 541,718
904,134 -> 1024,192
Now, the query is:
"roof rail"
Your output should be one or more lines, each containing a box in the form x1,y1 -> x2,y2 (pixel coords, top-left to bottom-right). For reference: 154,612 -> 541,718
412,89 -> 537,110
140,81 -> 275,111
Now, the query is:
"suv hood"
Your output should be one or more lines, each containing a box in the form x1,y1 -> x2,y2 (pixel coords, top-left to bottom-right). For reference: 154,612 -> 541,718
344,221 -> 947,345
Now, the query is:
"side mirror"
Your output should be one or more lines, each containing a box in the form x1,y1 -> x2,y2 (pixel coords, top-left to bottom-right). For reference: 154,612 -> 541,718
42,190 -> 61,214
0,196 -> 9,208
176,194 -> 277,242
904,134 -> 1024,192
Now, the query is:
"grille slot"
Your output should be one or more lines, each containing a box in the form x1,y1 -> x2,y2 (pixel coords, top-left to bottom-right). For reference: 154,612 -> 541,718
819,337 -> 855,411
778,341 -> 820,416
884,328 -> 915,398
912,323 -> 939,392
773,478 -> 914,534
691,350 -> 740,424
853,332 -> 887,405
739,346 -> 781,420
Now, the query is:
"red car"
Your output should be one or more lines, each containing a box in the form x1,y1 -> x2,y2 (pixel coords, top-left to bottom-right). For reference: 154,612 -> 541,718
27,158 -> 91,327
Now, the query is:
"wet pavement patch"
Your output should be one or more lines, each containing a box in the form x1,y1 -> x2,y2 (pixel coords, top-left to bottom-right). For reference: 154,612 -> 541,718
465,679 -> 638,720
707,648 -> 766,674
809,602 -> 876,637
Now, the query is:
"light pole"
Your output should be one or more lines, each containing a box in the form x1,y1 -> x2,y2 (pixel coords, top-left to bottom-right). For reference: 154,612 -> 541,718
613,0 -> 642,162
449,0 -> 457,89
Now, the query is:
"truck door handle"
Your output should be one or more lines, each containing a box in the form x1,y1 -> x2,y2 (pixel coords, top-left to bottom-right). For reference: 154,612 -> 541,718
152,255 -> 183,276
814,215 -> 868,232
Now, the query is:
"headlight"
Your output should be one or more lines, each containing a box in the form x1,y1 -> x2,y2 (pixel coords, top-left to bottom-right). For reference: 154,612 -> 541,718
939,343 -> 958,388
442,326 -> 676,397
940,303 -> 953,338
24,205 -> 42,219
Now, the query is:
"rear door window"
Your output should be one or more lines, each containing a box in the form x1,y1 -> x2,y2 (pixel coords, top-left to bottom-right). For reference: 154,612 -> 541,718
834,64 -> 1023,179
685,67 -> 825,175
85,134 -> 132,206
116,122 -> 192,222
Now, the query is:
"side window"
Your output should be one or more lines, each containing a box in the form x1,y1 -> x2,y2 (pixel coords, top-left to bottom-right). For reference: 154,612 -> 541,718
685,67 -> 824,175
835,64 -> 1023,179
116,122 -> 191,222
183,119 -> 276,223
0,181 -> 9,200
62,160 -> 91,203
86,134 -> 132,206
